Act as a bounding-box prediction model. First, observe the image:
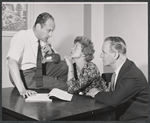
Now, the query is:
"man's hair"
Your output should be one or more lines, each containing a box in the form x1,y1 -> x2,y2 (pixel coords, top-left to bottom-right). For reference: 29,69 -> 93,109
34,12 -> 54,28
74,36 -> 95,62
104,36 -> 127,54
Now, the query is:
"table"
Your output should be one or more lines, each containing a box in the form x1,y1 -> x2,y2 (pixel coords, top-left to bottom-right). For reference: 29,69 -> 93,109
2,87 -> 116,121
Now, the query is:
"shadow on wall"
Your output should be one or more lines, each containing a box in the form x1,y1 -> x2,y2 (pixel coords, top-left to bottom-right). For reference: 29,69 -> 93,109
55,35 -> 74,59
139,64 -> 148,81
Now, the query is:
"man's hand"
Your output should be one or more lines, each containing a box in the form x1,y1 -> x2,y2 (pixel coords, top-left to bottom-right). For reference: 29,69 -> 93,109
86,88 -> 100,98
42,44 -> 52,54
19,89 -> 37,98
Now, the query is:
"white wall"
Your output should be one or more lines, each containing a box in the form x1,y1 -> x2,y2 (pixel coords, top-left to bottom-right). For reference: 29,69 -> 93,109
2,37 -> 12,88
91,4 -> 104,75
83,4 -> 104,75
104,3 -> 148,80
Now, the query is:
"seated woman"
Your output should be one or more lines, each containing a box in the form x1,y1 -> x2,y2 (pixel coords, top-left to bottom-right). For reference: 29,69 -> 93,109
64,36 -> 107,94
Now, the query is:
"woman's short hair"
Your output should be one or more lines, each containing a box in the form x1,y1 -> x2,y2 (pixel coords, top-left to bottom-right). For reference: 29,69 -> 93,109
104,36 -> 127,54
34,12 -> 54,28
74,36 -> 95,62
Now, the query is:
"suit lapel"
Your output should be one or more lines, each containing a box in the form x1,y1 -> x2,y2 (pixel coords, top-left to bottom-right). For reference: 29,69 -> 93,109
115,59 -> 131,88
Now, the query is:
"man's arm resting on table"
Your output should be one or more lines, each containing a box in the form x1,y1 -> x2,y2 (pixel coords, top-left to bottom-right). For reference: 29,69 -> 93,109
7,57 -> 37,97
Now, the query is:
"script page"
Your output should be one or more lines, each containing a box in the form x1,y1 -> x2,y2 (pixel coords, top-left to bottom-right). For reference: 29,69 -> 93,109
25,93 -> 52,102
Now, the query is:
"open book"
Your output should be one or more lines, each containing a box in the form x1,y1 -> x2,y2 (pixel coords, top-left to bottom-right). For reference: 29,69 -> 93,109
48,88 -> 73,101
25,88 -> 73,102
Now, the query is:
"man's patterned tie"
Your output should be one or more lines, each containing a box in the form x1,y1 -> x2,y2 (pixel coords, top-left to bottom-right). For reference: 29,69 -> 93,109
34,40 -> 43,87
111,72 -> 116,91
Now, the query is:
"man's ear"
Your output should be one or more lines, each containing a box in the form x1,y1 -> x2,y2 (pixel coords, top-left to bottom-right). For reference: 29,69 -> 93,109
114,52 -> 120,60
36,23 -> 41,30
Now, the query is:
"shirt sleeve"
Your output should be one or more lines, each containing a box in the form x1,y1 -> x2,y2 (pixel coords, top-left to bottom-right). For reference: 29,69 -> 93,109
66,62 -> 101,94
6,31 -> 24,62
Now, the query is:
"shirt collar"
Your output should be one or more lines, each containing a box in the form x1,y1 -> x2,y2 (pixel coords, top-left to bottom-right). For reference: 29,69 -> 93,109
114,60 -> 126,75
30,28 -> 38,43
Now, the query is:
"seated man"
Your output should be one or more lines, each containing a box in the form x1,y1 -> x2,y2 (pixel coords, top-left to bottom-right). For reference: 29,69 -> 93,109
7,12 -> 68,98
86,36 -> 148,121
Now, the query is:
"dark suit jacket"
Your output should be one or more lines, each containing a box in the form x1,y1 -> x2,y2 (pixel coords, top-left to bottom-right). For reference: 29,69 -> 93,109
95,59 -> 148,121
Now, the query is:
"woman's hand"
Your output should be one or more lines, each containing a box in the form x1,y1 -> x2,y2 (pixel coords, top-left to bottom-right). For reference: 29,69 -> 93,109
64,56 -> 73,67
64,56 -> 74,81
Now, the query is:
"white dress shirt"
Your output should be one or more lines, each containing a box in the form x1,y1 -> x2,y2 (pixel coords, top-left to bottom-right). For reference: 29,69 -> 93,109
6,28 -> 56,70
113,60 -> 126,89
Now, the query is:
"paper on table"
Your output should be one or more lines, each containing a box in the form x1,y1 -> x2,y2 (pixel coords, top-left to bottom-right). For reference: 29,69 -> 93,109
25,93 -> 52,102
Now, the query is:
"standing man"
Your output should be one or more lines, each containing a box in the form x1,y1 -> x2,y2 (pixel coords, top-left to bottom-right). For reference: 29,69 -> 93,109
86,36 -> 148,121
7,12 -> 68,98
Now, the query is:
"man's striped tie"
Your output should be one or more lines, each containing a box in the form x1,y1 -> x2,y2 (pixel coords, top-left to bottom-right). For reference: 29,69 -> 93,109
34,40 -> 43,87
111,72 -> 116,91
